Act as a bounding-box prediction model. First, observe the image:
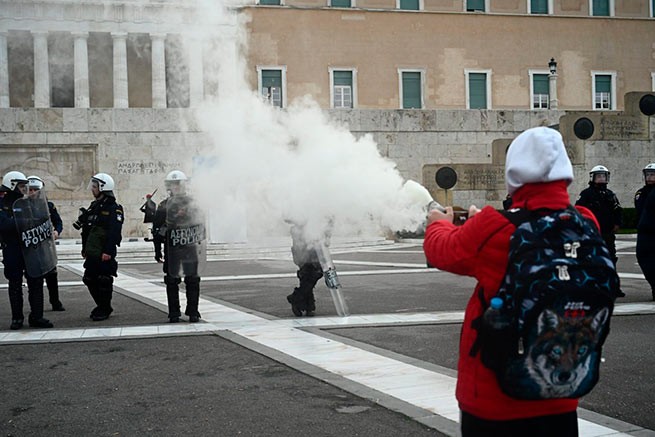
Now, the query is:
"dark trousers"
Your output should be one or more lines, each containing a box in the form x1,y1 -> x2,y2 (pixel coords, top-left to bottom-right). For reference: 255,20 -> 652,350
461,410 -> 578,437
289,263 -> 323,311
637,233 -> 655,293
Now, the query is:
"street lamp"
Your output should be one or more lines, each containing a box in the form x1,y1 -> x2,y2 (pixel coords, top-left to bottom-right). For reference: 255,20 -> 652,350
549,58 -> 557,75
548,57 -> 558,109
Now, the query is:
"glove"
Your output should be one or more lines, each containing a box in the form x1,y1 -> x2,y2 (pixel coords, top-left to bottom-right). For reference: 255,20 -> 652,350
155,251 -> 164,263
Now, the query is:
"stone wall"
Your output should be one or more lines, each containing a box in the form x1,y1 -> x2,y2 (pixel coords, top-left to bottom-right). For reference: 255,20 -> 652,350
1,105 -> 652,238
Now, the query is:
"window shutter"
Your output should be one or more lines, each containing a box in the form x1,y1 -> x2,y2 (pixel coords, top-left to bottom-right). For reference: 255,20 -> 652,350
469,73 -> 487,109
467,0 -> 485,11
262,70 -> 282,88
592,0 -> 609,16
530,0 -> 548,13
331,0 -> 351,7
400,0 -> 419,9
596,75 -> 611,93
402,72 -> 421,109
333,71 -> 352,87
533,74 -> 549,95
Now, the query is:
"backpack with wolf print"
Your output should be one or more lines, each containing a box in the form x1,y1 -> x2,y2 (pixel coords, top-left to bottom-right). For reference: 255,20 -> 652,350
472,206 -> 618,400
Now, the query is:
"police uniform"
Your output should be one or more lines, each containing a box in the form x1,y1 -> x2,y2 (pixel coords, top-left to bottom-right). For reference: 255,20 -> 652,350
635,184 -> 655,300
45,200 -> 65,310
576,183 -> 623,264
81,194 -> 123,321
0,189 -> 52,329
286,224 -> 324,317
152,196 -> 201,322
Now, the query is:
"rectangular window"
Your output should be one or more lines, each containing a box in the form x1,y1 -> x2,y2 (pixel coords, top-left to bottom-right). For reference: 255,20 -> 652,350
331,0 -> 352,7
261,69 -> 283,107
594,75 -> 612,109
592,0 -> 610,16
468,73 -> 488,109
652,0 -> 655,17
530,0 -> 548,13
401,71 -> 422,109
399,0 -> 420,9
466,0 -> 485,11
259,0 -> 281,4
333,71 -> 353,108
533,74 -> 549,109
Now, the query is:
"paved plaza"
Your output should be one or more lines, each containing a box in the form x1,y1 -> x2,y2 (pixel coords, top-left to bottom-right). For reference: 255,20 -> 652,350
1,236 -> 654,436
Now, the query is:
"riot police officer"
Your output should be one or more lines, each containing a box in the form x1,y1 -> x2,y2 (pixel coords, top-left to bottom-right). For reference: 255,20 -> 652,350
0,171 -> 53,329
152,170 -> 203,323
576,165 -> 624,296
80,173 -> 123,321
286,222 -> 325,317
28,176 -> 65,311
635,163 -> 655,301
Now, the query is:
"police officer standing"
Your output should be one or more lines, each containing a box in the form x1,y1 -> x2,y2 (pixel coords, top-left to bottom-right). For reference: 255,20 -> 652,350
286,222 -> 326,317
0,171 -> 53,329
152,170 -> 203,323
28,176 -> 65,311
576,165 -> 624,296
80,173 -> 123,321
635,163 -> 655,301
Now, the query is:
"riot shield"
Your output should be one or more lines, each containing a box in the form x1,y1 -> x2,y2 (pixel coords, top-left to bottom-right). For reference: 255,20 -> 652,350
314,241 -> 350,317
166,194 -> 207,279
12,189 -> 57,277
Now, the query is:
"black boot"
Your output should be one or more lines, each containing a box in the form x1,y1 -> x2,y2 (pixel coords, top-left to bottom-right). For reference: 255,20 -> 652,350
46,269 -> 65,311
165,275 -> 182,322
304,292 -> 316,317
184,276 -> 201,323
287,289 -> 305,317
26,275 -> 53,327
8,278 -> 24,327
92,275 -> 114,321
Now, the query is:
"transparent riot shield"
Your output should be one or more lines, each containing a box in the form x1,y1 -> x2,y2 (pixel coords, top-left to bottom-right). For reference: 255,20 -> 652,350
12,189 -> 57,278
166,194 -> 207,279
314,241 -> 350,317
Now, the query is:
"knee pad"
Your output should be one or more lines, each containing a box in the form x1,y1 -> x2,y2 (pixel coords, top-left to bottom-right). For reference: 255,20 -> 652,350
184,276 -> 200,286
164,275 -> 182,285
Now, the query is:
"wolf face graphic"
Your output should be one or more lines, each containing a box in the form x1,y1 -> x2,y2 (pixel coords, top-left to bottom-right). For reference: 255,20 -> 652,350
524,307 -> 609,398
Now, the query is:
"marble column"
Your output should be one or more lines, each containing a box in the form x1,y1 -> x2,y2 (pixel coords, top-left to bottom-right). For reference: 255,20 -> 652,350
549,72 -> 559,110
187,36 -> 204,107
150,33 -> 167,108
112,32 -> 128,108
0,32 -> 9,107
73,32 -> 90,108
32,31 -> 50,108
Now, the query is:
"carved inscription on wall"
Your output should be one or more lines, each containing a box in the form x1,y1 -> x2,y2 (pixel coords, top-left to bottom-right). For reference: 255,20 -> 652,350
599,116 -> 647,140
117,160 -> 180,175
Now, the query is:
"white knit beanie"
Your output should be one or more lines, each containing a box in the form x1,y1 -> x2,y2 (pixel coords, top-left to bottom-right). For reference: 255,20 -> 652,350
505,127 -> 574,195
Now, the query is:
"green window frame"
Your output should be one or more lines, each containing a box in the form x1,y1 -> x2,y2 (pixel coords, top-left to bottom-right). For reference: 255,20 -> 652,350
402,72 -> 422,109
532,74 -> 549,109
333,71 -> 353,108
399,0 -> 420,10
468,73 -> 487,109
592,0 -> 610,16
331,0 -> 352,7
466,0 -> 485,11
261,69 -> 283,107
530,0 -> 548,14
259,0 -> 281,5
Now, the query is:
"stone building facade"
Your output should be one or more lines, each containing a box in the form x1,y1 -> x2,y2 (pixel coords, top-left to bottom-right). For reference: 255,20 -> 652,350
0,0 -> 654,238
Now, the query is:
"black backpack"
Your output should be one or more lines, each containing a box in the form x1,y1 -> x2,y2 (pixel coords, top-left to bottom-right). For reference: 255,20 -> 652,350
472,206 -> 618,400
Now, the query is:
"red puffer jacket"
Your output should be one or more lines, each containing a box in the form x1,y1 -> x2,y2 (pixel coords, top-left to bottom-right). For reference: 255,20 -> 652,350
423,181 -> 599,420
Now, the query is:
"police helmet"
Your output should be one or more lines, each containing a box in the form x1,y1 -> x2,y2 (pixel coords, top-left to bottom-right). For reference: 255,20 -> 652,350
2,171 -> 28,192
91,173 -> 115,192
165,170 -> 188,182
589,165 -> 610,183
643,163 -> 655,180
27,175 -> 44,191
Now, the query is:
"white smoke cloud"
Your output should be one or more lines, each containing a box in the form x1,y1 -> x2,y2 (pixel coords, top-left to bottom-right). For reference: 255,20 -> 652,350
189,0 -> 426,242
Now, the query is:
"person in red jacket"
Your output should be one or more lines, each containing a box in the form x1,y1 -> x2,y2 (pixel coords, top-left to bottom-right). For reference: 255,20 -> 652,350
423,126 -> 599,436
